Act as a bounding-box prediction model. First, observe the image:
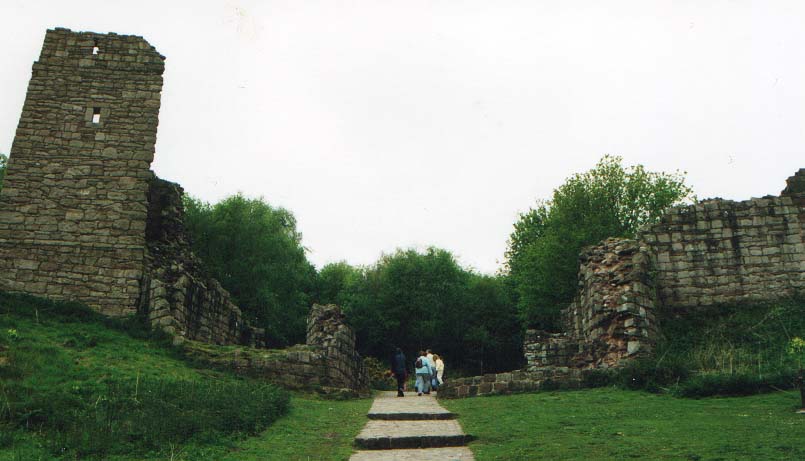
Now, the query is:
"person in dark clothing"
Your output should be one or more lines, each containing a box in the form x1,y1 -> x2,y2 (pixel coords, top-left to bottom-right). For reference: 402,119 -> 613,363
390,347 -> 407,397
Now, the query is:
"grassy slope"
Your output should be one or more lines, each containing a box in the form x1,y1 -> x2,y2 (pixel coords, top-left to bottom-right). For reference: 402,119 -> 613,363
443,388 -> 805,461
219,396 -> 372,461
0,295 -> 370,460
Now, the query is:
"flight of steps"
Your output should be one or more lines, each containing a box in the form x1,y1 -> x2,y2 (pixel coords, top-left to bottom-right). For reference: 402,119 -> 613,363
350,391 -> 475,460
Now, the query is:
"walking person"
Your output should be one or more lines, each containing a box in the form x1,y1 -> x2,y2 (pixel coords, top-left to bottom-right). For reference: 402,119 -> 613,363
390,347 -> 407,397
414,350 -> 432,396
434,354 -> 445,386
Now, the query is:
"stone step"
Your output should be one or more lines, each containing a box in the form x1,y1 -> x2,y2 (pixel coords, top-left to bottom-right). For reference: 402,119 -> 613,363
368,411 -> 455,420
350,447 -> 475,460
367,391 -> 455,420
354,420 -> 470,450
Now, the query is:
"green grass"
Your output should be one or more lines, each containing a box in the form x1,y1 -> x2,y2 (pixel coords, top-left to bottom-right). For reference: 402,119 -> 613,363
0,293 -> 293,459
217,395 -> 372,461
443,388 -> 805,460
0,392 -> 372,461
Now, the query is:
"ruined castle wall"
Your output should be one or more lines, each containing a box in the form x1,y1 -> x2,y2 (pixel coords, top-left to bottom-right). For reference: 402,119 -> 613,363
306,304 -> 369,390
0,28 -> 164,316
140,178 -> 260,346
523,238 -> 658,372
638,180 -> 805,309
184,304 -> 369,393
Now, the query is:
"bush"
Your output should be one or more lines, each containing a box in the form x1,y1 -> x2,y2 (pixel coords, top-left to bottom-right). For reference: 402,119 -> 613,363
363,356 -> 395,390
582,369 -> 616,388
673,371 -> 795,398
1,375 -> 290,457
615,359 -> 691,393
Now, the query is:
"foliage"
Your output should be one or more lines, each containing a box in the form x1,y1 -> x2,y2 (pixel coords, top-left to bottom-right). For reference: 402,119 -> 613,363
362,356 -> 395,390
321,248 -> 523,374
183,194 -> 316,347
441,388 -> 805,460
316,261 -> 363,307
788,337 -> 805,367
0,292 -> 291,460
614,359 -> 691,393
673,371 -> 795,398
608,298 -> 805,397
506,155 -> 694,329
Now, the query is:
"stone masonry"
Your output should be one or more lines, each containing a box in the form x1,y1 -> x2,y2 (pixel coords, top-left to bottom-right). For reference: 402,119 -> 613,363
183,304 -> 369,393
139,177 -> 262,346
0,29 -> 258,347
441,170 -> 805,399
639,171 -> 805,308
524,238 -> 658,370
0,28 -> 163,316
0,29 -> 370,394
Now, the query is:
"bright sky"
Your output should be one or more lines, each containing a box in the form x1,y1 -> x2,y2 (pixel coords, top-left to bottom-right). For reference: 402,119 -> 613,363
1,1 -> 804,274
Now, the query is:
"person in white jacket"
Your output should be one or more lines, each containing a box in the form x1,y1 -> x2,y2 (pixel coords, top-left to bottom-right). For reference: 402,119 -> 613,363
433,354 -> 445,385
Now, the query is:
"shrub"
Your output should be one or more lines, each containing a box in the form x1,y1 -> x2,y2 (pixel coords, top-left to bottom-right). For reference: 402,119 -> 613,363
615,359 -> 691,393
582,369 -> 616,388
363,356 -> 395,390
2,376 -> 290,457
673,371 -> 795,398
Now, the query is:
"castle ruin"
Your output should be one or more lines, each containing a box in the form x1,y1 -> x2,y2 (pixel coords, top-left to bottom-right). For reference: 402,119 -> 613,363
0,28 -> 368,393
440,170 -> 805,398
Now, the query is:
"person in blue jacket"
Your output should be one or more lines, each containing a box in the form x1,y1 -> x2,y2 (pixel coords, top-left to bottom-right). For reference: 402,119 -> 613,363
414,350 -> 432,395
390,347 -> 407,397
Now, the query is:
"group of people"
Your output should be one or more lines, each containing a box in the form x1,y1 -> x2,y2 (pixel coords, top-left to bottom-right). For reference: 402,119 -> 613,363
390,348 -> 445,397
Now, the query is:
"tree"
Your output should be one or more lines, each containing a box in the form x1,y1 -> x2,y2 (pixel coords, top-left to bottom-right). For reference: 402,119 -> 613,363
183,194 -> 316,347
316,261 -> 363,306
327,248 -> 523,374
506,155 -> 694,330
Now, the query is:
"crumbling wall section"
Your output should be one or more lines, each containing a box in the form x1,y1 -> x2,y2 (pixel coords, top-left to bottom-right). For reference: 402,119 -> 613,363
184,304 -> 369,393
139,177 -> 262,346
307,304 -> 369,390
523,238 -> 658,372
0,28 -> 164,316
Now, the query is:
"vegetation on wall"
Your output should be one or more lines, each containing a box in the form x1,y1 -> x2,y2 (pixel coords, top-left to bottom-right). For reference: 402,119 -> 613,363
505,155 -> 694,330
596,297 -> 805,398
183,194 -> 317,347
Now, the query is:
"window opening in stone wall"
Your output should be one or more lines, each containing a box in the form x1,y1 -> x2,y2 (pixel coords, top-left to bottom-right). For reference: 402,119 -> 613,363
92,44 -> 99,55
92,107 -> 101,124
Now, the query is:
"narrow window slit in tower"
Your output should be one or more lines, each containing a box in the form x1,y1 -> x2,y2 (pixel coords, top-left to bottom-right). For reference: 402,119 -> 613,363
92,108 -> 101,124
92,45 -> 99,55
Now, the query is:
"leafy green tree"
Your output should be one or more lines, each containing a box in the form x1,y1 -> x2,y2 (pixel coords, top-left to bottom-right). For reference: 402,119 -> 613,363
183,194 -> 316,347
506,155 -> 694,330
316,261 -> 363,306
328,248 -> 523,374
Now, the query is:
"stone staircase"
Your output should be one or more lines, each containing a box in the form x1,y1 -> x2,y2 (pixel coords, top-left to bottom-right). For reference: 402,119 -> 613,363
350,391 -> 474,460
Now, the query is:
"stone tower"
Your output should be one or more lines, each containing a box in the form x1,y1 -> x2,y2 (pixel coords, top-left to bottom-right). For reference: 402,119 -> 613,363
0,28 -> 164,316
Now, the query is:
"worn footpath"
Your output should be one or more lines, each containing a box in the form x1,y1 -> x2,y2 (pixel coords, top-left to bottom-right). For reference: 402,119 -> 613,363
350,391 -> 474,460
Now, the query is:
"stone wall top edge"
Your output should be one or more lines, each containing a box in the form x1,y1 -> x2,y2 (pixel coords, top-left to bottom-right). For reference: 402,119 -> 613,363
44,27 -> 164,61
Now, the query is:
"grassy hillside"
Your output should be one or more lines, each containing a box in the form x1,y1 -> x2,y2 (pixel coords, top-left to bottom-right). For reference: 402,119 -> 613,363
0,292 -> 360,460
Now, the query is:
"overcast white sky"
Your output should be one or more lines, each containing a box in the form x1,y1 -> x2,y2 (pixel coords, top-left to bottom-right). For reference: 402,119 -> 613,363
1,1 -> 804,274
